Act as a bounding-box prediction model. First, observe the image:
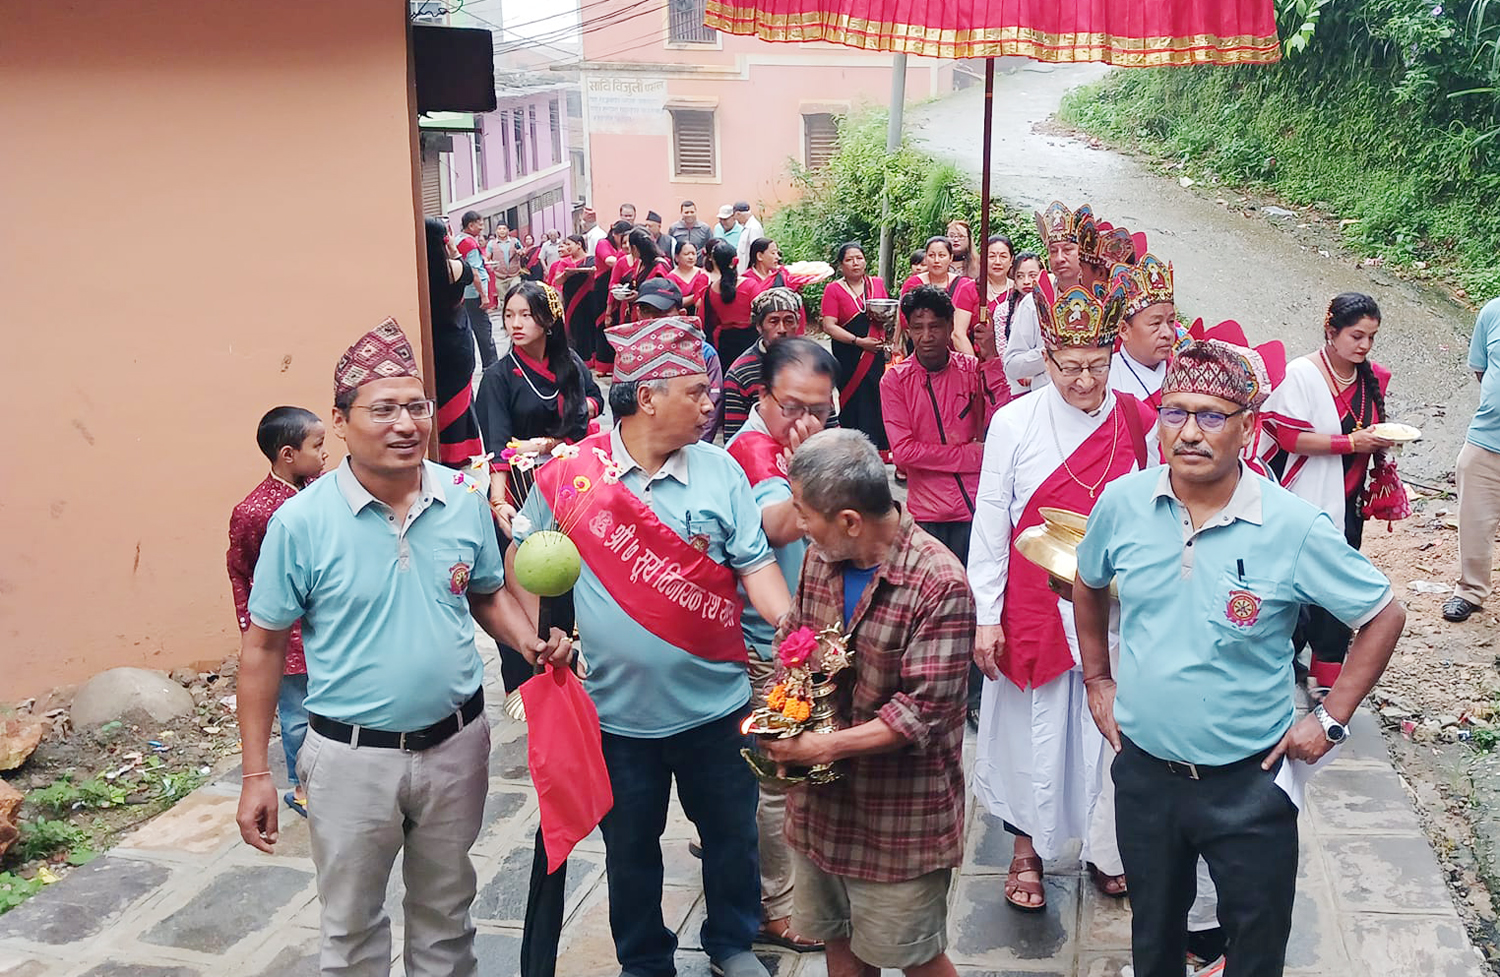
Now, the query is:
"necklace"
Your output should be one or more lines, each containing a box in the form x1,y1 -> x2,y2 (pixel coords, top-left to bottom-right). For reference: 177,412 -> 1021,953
1319,347 -> 1355,387
840,278 -> 867,311
1048,396 -> 1121,499
509,352 -> 558,403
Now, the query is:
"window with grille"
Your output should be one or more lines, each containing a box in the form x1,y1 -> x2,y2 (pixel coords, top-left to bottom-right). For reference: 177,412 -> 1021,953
668,0 -> 717,43
803,113 -> 838,169
513,111 -> 527,177
549,99 -> 563,165
529,106 -> 540,172
671,109 -> 716,178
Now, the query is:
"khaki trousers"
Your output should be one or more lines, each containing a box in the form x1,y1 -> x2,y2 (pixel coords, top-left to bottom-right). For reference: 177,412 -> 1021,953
299,716 -> 491,977
748,655 -> 796,921
1457,442 -> 1500,605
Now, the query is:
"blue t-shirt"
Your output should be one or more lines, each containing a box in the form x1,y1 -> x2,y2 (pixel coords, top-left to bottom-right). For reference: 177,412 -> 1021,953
1077,465 -> 1392,766
516,430 -> 774,737
248,460 -> 503,732
841,565 -> 879,627
1467,297 -> 1500,454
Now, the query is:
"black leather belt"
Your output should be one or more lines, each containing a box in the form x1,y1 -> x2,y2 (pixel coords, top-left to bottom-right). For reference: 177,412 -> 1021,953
1124,735 -> 1274,781
309,688 -> 484,752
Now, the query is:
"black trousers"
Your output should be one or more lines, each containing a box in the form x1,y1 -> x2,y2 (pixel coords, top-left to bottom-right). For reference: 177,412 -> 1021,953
1114,736 -> 1298,977
919,519 -> 983,713
464,297 -> 498,370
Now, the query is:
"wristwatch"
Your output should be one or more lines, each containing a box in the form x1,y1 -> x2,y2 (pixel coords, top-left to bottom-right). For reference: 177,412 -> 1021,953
1313,704 -> 1349,744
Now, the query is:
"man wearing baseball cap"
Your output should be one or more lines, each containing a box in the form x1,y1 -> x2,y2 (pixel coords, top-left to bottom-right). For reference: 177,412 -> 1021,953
713,203 -> 743,252
1073,340 -> 1405,977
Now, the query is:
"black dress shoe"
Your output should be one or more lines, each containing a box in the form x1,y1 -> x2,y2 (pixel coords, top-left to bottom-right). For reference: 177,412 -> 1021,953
1443,596 -> 1481,622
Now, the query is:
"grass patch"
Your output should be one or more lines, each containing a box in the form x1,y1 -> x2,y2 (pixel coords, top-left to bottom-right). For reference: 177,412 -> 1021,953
1060,65 -> 1500,301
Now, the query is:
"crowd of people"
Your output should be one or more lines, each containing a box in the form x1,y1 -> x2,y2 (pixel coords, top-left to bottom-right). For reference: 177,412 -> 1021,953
221,192 -> 1500,977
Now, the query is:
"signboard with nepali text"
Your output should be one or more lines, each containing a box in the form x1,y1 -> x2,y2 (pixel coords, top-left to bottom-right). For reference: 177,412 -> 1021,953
584,75 -> 670,135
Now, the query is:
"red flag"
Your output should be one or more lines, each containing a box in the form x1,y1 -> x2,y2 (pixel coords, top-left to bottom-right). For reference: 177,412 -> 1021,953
519,665 -> 614,873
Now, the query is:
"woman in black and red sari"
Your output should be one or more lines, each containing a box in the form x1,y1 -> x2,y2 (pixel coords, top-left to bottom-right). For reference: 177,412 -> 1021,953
520,232 -> 546,282
819,241 -> 890,452
475,280 -> 601,714
423,217 -> 485,467
702,239 -> 756,368
586,220 -> 632,375
606,228 -> 672,328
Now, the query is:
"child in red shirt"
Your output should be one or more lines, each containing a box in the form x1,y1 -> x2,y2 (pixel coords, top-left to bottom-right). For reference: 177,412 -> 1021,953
227,407 -> 326,817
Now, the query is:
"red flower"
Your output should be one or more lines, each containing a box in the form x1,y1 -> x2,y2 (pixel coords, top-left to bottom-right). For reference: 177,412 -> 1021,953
778,627 -> 818,668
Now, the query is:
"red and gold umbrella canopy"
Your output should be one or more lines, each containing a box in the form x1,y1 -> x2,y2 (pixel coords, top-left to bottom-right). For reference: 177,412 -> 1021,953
704,0 -> 1281,66
704,0 -> 1280,343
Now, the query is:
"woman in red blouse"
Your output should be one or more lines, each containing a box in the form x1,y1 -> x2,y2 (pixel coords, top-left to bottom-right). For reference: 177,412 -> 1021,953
901,236 -> 979,356
667,240 -> 710,314
820,241 -> 890,452
702,239 -> 757,367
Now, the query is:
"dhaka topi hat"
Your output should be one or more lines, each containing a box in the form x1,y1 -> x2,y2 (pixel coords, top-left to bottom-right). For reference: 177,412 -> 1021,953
750,286 -> 802,327
635,278 -> 684,312
1162,339 -> 1271,410
334,317 -> 420,400
646,210 -> 663,224
606,316 -> 707,383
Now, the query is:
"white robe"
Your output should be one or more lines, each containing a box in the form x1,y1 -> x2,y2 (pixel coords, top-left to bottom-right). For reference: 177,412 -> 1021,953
1109,348 -> 1167,401
1261,356 -> 1346,522
1000,291 -> 1051,396
968,384 -> 1157,866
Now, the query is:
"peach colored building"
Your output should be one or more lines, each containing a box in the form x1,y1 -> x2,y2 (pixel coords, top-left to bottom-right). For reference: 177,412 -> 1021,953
4,1 -> 437,697
577,0 -> 953,221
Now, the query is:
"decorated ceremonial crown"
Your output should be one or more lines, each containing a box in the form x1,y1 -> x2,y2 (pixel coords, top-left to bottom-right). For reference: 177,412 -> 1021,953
1035,200 -> 1096,248
1036,275 -> 1128,350
1111,253 -> 1175,319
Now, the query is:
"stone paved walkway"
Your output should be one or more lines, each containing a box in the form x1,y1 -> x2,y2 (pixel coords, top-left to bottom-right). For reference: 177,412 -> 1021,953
0,637 -> 1487,977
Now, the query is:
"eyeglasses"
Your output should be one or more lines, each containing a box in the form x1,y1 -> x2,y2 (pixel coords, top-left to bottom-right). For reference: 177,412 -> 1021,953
768,391 -> 833,422
353,399 -> 435,423
1046,352 -> 1110,378
1157,405 -> 1249,432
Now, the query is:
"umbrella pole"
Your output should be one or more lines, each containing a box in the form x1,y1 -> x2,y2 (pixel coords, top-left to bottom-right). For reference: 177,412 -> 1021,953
877,53 -> 908,284
976,57 -> 995,352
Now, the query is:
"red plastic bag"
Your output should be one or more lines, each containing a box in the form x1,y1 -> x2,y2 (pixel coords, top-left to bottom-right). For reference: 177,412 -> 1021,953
518,664 -> 614,873
1363,454 -> 1412,531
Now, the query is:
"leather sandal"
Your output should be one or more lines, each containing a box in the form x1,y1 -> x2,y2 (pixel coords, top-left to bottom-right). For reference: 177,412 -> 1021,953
1005,854 -> 1046,912
756,917 -> 823,952
1088,863 -> 1128,898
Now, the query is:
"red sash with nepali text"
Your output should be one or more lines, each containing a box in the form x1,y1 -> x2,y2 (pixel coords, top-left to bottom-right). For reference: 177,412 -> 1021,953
726,430 -> 788,487
999,395 -> 1150,690
534,433 -> 747,663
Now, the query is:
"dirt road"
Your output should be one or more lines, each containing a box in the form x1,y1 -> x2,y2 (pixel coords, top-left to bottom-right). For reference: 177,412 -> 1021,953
911,63 -> 1481,482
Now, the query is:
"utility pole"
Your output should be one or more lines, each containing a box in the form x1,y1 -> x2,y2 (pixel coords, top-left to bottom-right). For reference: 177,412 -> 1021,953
877,53 -> 906,284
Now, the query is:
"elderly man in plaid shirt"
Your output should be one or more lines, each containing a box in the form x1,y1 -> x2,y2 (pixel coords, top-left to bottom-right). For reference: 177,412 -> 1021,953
763,429 -> 974,977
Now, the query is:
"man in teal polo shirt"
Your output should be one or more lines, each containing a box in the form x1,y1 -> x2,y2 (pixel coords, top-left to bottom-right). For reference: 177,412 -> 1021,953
1073,340 -> 1405,977
515,316 -> 791,977
236,318 -> 565,977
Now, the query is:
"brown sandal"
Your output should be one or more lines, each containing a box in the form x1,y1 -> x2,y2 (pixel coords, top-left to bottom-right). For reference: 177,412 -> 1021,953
1005,854 -> 1046,912
1088,863 -> 1128,898
756,916 -> 823,952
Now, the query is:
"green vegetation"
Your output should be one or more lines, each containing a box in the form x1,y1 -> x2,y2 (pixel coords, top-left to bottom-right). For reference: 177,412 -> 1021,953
767,107 -> 1043,299
0,873 -> 45,913
1059,0 -> 1500,299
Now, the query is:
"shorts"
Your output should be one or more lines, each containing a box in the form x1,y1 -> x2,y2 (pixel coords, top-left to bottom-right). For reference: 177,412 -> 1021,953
790,848 -> 952,969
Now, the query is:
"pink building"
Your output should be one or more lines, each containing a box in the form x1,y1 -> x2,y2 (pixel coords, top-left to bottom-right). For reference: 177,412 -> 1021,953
578,0 -> 952,220
427,81 -> 575,239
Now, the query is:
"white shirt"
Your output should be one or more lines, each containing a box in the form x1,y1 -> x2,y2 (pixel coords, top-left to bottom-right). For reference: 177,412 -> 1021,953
734,215 -> 765,269
1110,347 -> 1167,400
584,224 -> 606,250
968,384 -> 1159,627
1000,292 -> 1050,395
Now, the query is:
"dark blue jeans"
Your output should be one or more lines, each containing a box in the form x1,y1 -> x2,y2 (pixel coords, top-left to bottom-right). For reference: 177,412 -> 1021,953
599,708 -> 760,977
